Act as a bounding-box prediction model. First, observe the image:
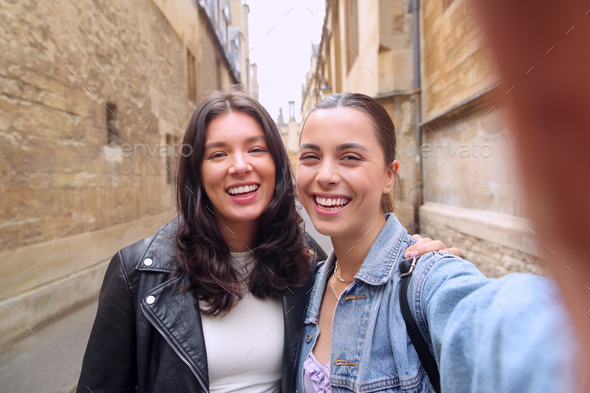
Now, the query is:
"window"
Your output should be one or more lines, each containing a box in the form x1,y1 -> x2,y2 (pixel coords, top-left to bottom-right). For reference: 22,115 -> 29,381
187,49 -> 197,102
219,7 -> 228,48
345,0 -> 359,72
106,103 -> 120,144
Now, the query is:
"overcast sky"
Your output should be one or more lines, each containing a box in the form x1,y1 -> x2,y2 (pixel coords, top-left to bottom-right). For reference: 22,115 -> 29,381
246,0 -> 325,123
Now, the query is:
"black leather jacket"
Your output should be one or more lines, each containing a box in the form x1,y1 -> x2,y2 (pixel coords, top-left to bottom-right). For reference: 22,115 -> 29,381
78,218 -> 327,393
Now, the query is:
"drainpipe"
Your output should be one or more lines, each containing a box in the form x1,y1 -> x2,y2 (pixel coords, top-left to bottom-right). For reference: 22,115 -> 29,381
408,0 -> 422,234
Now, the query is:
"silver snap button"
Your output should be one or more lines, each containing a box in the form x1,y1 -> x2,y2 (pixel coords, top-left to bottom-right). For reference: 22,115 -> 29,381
305,333 -> 312,343
146,295 -> 155,304
143,258 -> 153,266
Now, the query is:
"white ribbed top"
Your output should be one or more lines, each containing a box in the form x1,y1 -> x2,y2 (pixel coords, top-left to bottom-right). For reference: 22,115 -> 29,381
200,251 -> 284,392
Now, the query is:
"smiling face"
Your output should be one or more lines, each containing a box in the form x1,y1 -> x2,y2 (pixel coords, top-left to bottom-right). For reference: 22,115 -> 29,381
297,107 -> 398,239
201,111 -> 276,228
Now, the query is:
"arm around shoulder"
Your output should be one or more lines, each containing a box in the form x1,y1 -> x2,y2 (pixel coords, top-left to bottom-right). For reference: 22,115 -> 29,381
305,232 -> 329,264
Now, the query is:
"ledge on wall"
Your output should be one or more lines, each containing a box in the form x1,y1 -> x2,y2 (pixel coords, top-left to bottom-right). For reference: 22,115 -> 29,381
420,82 -> 502,130
420,202 -> 540,258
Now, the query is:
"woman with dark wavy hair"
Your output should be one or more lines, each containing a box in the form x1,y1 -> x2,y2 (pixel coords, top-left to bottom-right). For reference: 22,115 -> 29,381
77,87 -> 450,393
175,88 -> 314,315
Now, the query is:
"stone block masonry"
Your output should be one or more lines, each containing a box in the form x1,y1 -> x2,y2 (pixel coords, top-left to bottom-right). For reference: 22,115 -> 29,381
0,0 -> 241,350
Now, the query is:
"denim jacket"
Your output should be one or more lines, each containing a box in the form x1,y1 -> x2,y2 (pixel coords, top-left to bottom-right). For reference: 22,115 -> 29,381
295,214 -> 577,393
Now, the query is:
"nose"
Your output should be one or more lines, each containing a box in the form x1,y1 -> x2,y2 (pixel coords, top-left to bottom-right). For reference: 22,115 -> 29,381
316,159 -> 340,187
228,152 -> 252,176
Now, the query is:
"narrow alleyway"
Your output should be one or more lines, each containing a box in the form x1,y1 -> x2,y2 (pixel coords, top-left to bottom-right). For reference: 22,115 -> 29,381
0,302 -> 97,393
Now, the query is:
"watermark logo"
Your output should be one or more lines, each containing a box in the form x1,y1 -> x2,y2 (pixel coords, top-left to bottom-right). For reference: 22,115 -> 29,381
403,141 -> 493,158
102,141 -> 193,158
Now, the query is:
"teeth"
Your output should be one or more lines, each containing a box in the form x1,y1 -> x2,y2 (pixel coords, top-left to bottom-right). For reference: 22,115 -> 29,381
315,196 -> 349,207
228,185 -> 259,195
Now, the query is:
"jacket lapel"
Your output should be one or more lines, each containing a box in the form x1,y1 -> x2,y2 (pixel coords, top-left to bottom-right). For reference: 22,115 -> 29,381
141,275 -> 210,391
281,236 -> 328,392
282,267 -> 316,392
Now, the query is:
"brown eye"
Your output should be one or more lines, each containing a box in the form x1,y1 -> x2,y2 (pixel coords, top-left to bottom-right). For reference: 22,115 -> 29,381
300,154 -> 319,161
343,155 -> 361,161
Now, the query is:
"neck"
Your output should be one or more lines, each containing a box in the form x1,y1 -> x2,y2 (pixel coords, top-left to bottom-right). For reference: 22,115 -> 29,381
218,218 -> 259,253
331,213 -> 387,279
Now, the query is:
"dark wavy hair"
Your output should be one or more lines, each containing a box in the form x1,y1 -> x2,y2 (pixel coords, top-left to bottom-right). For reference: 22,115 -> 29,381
174,87 -> 311,316
304,92 -> 398,213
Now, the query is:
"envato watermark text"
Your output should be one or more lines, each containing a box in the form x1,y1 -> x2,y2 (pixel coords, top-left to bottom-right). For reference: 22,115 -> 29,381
103,141 -> 193,158
403,141 -> 493,158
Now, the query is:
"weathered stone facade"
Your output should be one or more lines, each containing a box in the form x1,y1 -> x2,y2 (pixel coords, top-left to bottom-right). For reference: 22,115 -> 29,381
0,0 -> 251,349
418,0 -> 542,276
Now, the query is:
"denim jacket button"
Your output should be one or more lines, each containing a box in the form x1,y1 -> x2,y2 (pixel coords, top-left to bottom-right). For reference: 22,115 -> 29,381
305,333 -> 312,343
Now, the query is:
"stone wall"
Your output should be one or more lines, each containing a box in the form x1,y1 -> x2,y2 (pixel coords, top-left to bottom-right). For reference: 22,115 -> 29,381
0,0 -> 238,349
339,0 -> 380,94
1,0 -> 189,251
420,203 -> 546,278
420,0 -> 497,120
421,101 -> 527,217
377,0 -> 413,95
377,94 -> 417,231
415,0 -> 544,273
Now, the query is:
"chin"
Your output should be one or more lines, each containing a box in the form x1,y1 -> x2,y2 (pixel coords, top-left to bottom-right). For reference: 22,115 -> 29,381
236,211 -> 265,224
310,216 -> 346,238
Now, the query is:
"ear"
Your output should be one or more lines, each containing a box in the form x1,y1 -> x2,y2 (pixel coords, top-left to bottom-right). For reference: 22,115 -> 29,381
383,160 -> 399,194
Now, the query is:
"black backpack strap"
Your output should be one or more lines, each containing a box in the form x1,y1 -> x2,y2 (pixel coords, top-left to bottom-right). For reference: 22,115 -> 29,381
399,256 -> 441,393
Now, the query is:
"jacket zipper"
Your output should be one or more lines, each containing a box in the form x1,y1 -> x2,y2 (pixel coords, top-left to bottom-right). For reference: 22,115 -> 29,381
141,303 -> 209,392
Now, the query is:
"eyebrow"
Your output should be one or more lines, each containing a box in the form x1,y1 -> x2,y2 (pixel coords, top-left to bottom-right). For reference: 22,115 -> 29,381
204,135 -> 266,150
336,142 -> 369,152
299,143 -> 320,151
299,142 -> 369,152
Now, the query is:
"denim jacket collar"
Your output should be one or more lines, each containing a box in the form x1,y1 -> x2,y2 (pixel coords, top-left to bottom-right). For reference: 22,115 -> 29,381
305,213 -> 408,324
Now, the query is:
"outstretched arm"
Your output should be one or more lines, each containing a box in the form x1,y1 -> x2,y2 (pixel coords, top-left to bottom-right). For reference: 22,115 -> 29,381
471,0 -> 590,388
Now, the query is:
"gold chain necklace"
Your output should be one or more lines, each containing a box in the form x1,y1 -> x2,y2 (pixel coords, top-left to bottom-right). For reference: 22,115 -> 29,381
334,260 -> 355,282
331,260 -> 355,300
330,274 -> 340,300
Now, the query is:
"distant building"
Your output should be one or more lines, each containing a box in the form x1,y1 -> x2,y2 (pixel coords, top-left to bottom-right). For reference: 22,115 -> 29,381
277,101 -> 300,164
0,0 -> 254,349
228,0 -> 259,99
300,0 -> 543,278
